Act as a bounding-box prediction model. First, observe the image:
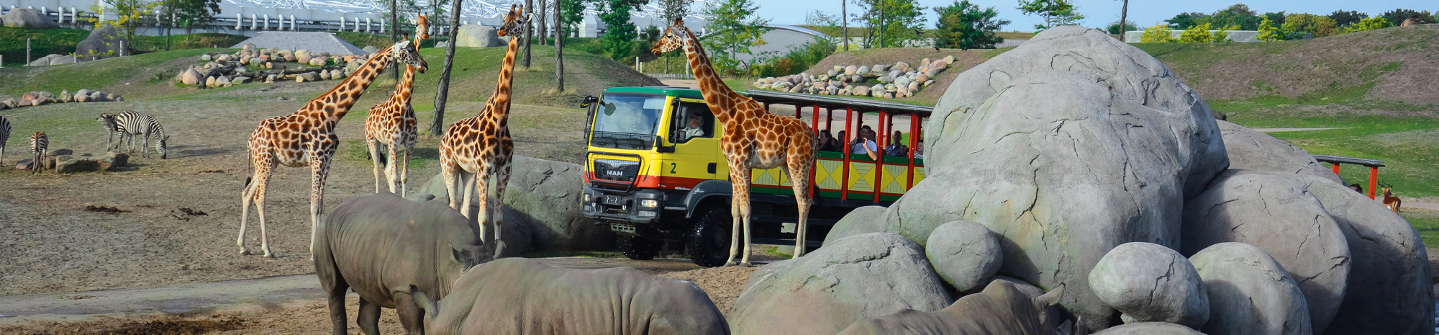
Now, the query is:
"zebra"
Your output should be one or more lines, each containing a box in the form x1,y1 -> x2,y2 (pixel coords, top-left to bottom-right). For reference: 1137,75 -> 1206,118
30,131 -> 47,174
0,116 -> 10,165
96,112 -> 121,151
113,111 -> 169,159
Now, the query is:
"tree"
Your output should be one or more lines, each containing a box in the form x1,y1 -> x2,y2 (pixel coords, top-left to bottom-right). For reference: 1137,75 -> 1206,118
430,0 -> 466,135
1116,0 -> 1128,39
1256,16 -> 1280,41
849,0 -> 927,48
1178,23 -> 1213,43
592,0 -> 646,61
1283,13 -> 1338,39
1139,23 -> 1174,43
1328,10 -> 1366,27
1165,12 -> 1207,30
659,0 -> 692,21
933,0 -> 1008,50
555,0 -> 566,91
557,0 -> 586,39
1261,11 -> 1286,27
89,0 -> 161,44
1380,9 -> 1435,26
1211,24 -> 1238,42
702,0 -> 769,74
156,0 -> 219,51
1017,0 -> 1083,31
522,0 -> 533,67
1343,16 -> 1392,33
1105,20 -> 1136,35
1208,4 -> 1261,30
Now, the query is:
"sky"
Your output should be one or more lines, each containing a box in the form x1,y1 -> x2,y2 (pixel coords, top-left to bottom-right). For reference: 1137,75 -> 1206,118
752,0 -> 1438,31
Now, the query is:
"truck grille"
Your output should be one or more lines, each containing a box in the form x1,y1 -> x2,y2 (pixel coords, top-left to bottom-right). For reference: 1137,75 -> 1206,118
593,159 -> 640,183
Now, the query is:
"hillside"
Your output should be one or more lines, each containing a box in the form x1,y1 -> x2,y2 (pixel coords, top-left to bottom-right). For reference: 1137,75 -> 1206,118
0,27 -> 247,66
794,47 -> 1011,106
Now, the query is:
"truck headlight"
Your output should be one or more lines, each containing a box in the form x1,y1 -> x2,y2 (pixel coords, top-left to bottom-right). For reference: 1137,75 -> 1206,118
584,193 -> 591,202
640,199 -> 659,208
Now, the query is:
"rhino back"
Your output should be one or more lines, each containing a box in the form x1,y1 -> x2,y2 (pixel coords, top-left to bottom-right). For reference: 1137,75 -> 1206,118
323,193 -> 464,307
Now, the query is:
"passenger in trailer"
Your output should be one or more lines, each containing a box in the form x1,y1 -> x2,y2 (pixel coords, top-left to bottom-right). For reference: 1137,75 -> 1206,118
884,130 -> 909,158
851,127 -> 880,160
818,129 -> 841,152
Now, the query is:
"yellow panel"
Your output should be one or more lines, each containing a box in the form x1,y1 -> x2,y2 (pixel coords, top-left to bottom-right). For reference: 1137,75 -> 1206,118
815,160 -> 841,190
847,162 -> 875,193
882,165 -> 910,193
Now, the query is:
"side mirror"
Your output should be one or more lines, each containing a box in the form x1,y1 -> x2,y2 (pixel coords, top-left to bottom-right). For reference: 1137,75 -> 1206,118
655,135 -> 675,153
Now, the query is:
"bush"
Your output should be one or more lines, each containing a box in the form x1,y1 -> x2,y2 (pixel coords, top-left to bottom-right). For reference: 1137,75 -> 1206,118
752,36 -> 835,78
1211,24 -> 1239,42
1343,16 -> 1393,33
1139,23 -> 1175,43
1283,13 -> 1339,39
1256,17 -> 1282,41
1179,23 -> 1214,43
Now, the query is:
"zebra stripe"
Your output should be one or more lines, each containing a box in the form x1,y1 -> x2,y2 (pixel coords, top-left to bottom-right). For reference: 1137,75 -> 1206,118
30,131 -> 47,173
113,111 -> 169,159
0,116 -> 10,165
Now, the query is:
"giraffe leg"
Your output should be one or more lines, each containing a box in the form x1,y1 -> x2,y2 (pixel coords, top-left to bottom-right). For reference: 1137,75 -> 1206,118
460,171 -> 475,223
367,137 -> 382,193
473,171 -> 491,243
309,156 -> 332,259
254,172 -> 274,257
786,161 -> 813,258
238,172 -> 259,255
726,165 -> 753,266
385,141 -> 399,195
441,157 -> 460,210
400,148 -> 411,198
491,157 -> 512,245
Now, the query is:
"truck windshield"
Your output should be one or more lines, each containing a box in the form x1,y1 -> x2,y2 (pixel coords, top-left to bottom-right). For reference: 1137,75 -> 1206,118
590,93 -> 666,150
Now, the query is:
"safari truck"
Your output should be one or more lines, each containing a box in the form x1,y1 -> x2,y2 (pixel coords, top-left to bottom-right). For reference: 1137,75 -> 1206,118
579,87 -> 932,267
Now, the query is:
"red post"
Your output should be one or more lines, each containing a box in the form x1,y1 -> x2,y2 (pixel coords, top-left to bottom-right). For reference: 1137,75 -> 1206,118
841,107 -> 853,201
907,114 -> 919,189
794,104 -> 801,118
1368,166 -> 1378,199
1332,163 -> 1340,175
875,110 -> 887,202
810,104 -> 819,135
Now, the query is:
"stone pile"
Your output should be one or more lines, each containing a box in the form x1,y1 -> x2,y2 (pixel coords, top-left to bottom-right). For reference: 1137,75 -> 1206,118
750,55 -> 956,99
2,89 -> 120,110
15,151 -> 129,173
176,43 -> 376,88
731,27 -> 1433,335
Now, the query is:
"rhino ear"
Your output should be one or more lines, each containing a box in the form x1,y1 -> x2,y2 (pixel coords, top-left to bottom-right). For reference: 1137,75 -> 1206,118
1034,284 -> 1065,309
410,285 -> 439,319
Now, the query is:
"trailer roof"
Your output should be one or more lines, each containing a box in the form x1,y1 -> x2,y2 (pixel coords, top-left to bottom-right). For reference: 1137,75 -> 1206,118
1312,154 -> 1385,168
743,90 -> 935,117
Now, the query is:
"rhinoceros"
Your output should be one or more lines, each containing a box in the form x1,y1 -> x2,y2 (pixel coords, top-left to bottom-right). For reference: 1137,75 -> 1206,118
410,258 -> 730,335
837,281 -> 1068,335
315,193 -> 498,335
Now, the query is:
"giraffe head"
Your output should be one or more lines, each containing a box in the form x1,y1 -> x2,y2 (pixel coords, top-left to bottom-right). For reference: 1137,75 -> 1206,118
415,13 -> 430,41
496,5 -> 528,37
389,39 -> 428,74
651,18 -> 692,55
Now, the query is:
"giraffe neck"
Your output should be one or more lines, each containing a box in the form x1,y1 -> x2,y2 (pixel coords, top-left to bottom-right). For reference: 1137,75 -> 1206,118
309,47 -> 396,120
481,33 -> 522,124
678,29 -> 744,125
391,64 -> 417,107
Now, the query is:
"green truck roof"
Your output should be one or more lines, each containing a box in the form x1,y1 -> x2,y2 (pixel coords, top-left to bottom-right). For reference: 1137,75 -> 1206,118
603,86 -> 704,99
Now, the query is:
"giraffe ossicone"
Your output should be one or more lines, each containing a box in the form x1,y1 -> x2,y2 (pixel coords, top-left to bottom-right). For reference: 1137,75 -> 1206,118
651,19 -> 819,266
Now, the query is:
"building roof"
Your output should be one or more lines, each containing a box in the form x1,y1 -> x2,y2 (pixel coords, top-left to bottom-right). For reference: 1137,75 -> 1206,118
230,31 -> 367,55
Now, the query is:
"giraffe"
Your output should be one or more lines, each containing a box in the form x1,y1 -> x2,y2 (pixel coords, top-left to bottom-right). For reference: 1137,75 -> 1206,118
237,39 -> 428,258
365,13 -> 429,198
438,5 -> 528,246
652,19 -> 818,266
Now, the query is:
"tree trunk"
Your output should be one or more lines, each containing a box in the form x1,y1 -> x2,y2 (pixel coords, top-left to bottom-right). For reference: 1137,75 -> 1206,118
522,0 -> 533,67
430,0 -> 465,135
842,0 -> 847,51
1119,0 -> 1129,42
391,0 -> 401,82
538,3 -> 548,46
554,0 -> 564,91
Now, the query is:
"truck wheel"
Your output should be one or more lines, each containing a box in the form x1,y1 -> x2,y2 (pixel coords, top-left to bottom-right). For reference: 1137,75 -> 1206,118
618,235 -> 660,260
687,206 -> 732,268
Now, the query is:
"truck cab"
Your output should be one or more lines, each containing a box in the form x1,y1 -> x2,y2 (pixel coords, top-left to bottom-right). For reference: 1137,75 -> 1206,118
580,87 -> 931,267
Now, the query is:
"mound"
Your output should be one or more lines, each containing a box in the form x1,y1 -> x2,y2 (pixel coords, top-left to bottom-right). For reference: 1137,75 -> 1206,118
1135,24 -> 1439,105
798,48 -> 1003,104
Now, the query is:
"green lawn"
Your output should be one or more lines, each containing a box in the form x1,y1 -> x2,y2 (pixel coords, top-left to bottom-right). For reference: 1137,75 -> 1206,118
1,27 -> 247,66
1401,211 -> 1439,249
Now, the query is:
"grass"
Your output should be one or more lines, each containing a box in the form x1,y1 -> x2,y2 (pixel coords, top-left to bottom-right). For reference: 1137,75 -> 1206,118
1,27 -> 247,66
0,48 -> 228,99
1401,211 -> 1439,250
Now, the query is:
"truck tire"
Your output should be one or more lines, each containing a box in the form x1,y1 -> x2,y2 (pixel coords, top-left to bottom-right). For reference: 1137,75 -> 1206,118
618,235 -> 660,260
687,206 -> 732,268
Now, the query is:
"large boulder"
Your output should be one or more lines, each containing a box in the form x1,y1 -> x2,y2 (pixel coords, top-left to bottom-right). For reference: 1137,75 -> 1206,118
870,27 -> 1229,329
97,152 -> 129,171
729,233 -> 951,335
836,280 -> 1065,335
822,206 -> 889,245
925,220 -> 1003,292
1091,322 -> 1206,335
52,155 -> 103,173
1298,175 -> 1434,334
417,156 -> 614,253
455,25 -> 503,47
2,8 -> 60,29
1218,120 -> 1343,184
1180,170 -> 1349,333
1189,243 -> 1311,335
181,68 -> 202,85
75,23 -> 131,58
1088,242 -> 1209,328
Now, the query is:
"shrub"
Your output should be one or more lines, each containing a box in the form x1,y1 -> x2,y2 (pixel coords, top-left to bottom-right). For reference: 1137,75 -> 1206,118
1212,24 -> 1239,42
753,36 -> 836,78
1179,23 -> 1214,43
1283,13 -> 1339,39
1256,17 -> 1281,41
1139,23 -> 1175,43
1343,16 -> 1393,33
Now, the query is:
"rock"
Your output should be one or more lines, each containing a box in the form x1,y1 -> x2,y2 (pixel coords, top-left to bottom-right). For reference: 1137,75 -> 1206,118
418,156 -> 613,252
27,54 -> 75,66
1218,120 -> 1342,184
921,58 -> 931,66
1189,242 -> 1311,335
833,65 -> 845,72
1298,175 -> 1434,334
851,74 -> 862,83
827,69 -> 839,77
279,50 -> 295,62
916,73 -> 929,83
233,76 -> 252,84
73,93 -> 89,103
53,155 -> 104,173
931,60 -> 948,70
74,23 -> 132,59
308,58 -> 326,66
362,45 -> 379,53
295,50 -> 312,64
59,90 -> 72,103
787,84 -> 803,93
38,91 -> 56,103
873,64 -> 887,72
249,57 -> 264,66
923,80 -> 934,87
852,85 -> 871,97
16,158 -> 36,170
894,86 -> 908,97
1181,170 -> 1349,333
179,68 -> 202,85
1092,322 -> 1206,335
89,92 -> 106,102
265,74 -> 276,83
106,93 -> 120,101
925,220 -> 1002,292
845,65 -> 858,75
730,232 -> 951,335
856,65 -> 870,76
882,92 -> 892,98
205,76 -> 218,88
330,69 -> 345,79
50,149 -> 74,156
319,70 -> 332,80
907,82 -> 919,94
200,54 -> 212,61
836,280 -> 1066,335
2,8 -> 60,29
2,99 -> 16,109
943,55 -> 955,64
455,24 -> 503,47
97,152 -> 128,171
217,54 -> 231,62
1089,242 -> 1209,328
894,61 -> 910,73
295,72 -> 320,82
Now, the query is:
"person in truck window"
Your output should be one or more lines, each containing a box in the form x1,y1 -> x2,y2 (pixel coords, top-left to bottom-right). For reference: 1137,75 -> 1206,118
884,130 -> 909,157
681,115 -> 705,141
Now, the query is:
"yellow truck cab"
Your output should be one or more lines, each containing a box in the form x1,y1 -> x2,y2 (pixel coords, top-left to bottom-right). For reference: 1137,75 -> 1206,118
580,86 -> 931,267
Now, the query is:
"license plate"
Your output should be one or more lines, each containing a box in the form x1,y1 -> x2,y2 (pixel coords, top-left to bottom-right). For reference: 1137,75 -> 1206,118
603,195 -> 624,205
610,223 -> 636,234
